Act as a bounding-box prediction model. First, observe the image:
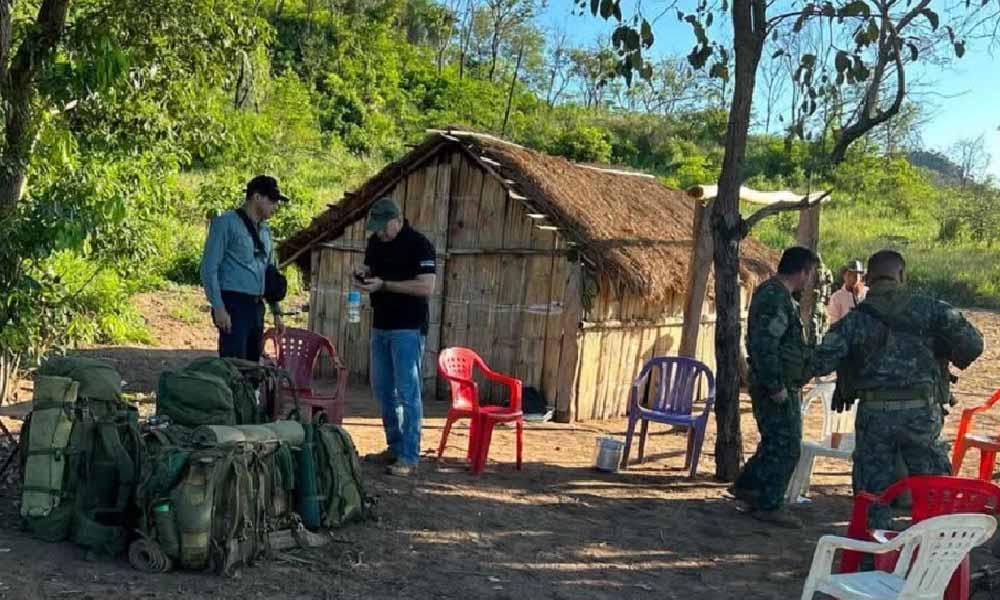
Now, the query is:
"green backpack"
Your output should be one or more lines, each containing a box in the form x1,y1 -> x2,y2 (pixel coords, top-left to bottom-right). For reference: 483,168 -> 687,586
134,426 -> 297,575
21,357 -> 141,555
313,424 -> 367,528
156,357 -> 260,427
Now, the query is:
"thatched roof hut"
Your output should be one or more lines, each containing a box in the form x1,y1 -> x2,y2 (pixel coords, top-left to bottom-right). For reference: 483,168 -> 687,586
279,129 -> 776,422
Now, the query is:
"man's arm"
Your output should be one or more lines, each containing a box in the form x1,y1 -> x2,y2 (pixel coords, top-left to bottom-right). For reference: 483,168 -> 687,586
360,234 -> 437,297
382,275 -> 435,297
747,291 -> 790,396
811,317 -> 853,377
933,302 -> 984,370
200,216 -> 226,310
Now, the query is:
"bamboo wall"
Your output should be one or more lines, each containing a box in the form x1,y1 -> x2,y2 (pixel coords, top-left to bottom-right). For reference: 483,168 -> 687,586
569,274 -> 746,422
308,150 -> 571,404
306,147 -> 749,420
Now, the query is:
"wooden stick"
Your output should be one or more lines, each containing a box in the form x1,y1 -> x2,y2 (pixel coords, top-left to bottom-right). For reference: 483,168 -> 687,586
688,184 -> 829,206
742,190 -> 831,234
678,199 -> 714,358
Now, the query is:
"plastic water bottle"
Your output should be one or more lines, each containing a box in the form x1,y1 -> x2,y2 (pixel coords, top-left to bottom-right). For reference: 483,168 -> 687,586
347,291 -> 361,324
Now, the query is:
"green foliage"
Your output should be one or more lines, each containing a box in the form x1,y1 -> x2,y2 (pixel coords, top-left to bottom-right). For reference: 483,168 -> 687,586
3,0 -> 1000,367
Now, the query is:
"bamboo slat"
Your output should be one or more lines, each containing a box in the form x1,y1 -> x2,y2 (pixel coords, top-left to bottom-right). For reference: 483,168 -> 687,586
541,253 -> 568,412
448,158 -> 484,248
554,263 -> 582,422
477,177 -> 506,249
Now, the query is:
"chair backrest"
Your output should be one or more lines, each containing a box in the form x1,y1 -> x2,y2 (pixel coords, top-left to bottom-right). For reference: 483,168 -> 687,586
636,357 -> 714,416
263,327 -> 329,390
904,476 -> 1000,522
801,381 -> 854,441
438,347 -> 481,411
895,513 -> 996,598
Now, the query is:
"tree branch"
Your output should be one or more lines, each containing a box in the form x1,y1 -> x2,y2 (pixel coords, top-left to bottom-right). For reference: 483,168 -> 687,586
741,190 -> 832,236
829,2 -> 909,164
7,0 -> 70,90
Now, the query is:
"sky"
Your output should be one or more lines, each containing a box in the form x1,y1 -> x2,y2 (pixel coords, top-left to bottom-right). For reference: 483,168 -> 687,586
541,1 -> 1000,179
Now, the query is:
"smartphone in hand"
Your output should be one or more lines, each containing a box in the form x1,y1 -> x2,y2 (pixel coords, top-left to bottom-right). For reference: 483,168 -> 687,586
354,272 -> 368,284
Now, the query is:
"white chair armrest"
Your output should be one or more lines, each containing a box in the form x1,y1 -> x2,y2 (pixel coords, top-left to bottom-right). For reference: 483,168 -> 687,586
815,533 -> 908,555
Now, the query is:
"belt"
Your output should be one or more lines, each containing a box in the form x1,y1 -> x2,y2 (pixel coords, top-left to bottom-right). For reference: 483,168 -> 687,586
859,397 -> 933,411
221,290 -> 264,303
858,384 -> 933,402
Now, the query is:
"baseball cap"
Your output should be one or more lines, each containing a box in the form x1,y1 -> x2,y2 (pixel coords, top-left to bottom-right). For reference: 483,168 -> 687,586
365,197 -> 401,231
246,175 -> 289,203
844,259 -> 865,273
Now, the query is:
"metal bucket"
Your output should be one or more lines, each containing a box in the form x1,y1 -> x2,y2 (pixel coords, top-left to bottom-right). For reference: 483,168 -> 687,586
594,437 -> 624,473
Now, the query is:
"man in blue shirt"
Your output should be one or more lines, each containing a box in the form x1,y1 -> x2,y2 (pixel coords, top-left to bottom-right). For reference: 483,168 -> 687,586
200,175 -> 287,362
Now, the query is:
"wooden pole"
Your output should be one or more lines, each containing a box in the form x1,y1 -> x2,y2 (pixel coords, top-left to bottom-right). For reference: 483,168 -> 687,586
678,199 -> 714,359
796,204 -> 822,343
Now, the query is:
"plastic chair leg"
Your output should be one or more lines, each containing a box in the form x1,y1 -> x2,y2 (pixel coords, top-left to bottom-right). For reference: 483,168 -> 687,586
786,446 -> 817,505
637,419 -> 650,463
683,428 -> 695,470
437,416 -> 456,458
621,416 -> 638,469
515,419 -> 523,470
979,449 -> 997,482
951,440 -> 968,476
467,415 -> 482,463
474,421 -> 496,475
688,424 -> 706,479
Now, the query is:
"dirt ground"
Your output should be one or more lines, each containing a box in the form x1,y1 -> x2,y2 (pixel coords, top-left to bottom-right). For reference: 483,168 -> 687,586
2,292 -> 1000,599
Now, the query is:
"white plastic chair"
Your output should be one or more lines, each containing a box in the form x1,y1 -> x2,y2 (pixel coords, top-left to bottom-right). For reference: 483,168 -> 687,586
801,513 -> 996,600
786,380 -> 855,504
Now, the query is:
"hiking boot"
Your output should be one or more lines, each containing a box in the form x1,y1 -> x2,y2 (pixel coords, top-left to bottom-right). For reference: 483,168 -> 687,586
751,508 -> 803,529
365,449 -> 398,465
386,462 -> 417,477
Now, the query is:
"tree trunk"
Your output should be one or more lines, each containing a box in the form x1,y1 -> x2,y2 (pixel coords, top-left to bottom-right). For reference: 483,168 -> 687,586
0,71 -> 35,217
500,43 -> 523,135
712,0 -> 767,482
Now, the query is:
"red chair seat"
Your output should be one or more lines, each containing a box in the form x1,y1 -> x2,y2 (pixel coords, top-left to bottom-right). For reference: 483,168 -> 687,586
964,433 -> 1000,450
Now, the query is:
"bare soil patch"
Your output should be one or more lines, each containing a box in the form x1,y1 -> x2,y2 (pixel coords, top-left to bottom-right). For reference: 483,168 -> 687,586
1,296 -> 999,599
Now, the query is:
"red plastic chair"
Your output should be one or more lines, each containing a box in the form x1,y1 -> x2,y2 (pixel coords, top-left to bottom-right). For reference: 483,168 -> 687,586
952,388 -> 1000,480
262,327 -> 348,424
437,348 -> 523,474
840,475 -> 1000,600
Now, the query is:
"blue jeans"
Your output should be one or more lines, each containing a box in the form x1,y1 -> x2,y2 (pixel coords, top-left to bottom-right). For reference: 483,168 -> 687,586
370,329 -> 425,465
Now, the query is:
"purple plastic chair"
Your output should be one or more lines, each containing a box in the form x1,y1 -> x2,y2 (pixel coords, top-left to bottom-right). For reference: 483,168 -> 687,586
621,357 -> 716,478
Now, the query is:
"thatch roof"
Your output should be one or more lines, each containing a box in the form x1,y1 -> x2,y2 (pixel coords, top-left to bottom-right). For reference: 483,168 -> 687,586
279,129 -> 777,300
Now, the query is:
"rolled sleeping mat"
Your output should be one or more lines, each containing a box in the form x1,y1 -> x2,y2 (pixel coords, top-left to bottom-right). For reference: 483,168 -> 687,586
192,423 -> 302,447
261,421 -> 305,446
191,425 -> 248,446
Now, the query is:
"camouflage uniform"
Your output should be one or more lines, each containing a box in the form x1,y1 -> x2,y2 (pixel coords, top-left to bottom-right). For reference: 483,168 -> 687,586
733,277 -> 811,511
812,279 -> 983,528
812,261 -> 834,342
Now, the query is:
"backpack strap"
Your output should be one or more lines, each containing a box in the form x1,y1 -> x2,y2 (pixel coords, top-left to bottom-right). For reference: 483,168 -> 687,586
235,209 -> 267,257
96,418 -> 137,514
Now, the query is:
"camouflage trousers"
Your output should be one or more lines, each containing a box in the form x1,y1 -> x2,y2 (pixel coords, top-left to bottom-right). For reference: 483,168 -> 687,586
733,386 -> 802,511
853,401 -> 951,529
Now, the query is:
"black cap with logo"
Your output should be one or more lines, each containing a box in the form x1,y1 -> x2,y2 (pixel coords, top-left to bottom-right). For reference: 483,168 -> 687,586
246,175 -> 289,203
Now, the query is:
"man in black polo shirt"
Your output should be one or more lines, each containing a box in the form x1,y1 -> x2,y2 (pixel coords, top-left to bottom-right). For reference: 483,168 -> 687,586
355,197 -> 436,477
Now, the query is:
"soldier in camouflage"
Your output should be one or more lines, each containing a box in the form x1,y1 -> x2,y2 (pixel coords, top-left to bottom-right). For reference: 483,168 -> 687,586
811,250 -> 984,529
811,255 -> 835,343
729,246 -> 819,529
